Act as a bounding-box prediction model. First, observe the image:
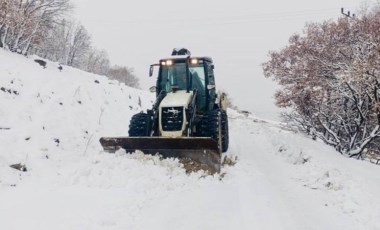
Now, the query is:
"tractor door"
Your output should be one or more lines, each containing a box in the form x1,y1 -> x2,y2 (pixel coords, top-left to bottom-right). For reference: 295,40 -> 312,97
189,63 -> 207,112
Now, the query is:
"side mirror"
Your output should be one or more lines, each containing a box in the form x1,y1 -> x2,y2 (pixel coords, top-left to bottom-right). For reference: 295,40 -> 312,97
149,65 -> 154,77
211,65 -> 215,70
149,86 -> 157,93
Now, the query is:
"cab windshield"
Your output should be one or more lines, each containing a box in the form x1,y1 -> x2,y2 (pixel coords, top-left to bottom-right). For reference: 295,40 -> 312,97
159,62 -> 206,94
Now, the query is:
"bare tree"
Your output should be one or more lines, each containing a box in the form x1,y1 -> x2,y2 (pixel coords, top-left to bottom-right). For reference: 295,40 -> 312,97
0,0 -> 71,54
85,48 -> 110,75
66,22 -> 90,67
107,65 -> 139,88
33,18 -> 93,69
1,0 -> 140,90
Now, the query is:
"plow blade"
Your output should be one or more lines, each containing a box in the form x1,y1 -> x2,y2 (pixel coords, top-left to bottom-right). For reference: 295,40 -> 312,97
99,137 -> 221,173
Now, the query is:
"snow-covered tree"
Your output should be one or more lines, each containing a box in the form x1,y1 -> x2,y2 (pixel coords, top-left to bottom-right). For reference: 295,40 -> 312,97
33,19 -> 92,68
66,22 -> 91,67
85,48 -> 110,75
263,6 -> 380,158
0,0 -> 71,54
1,0 -> 140,89
107,65 -> 139,88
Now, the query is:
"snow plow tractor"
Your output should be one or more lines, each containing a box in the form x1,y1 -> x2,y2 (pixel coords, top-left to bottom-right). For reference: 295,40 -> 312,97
100,48 -> 229,173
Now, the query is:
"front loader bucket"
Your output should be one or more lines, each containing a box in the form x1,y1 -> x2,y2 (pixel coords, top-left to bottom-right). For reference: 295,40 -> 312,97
99,137 -> 221,173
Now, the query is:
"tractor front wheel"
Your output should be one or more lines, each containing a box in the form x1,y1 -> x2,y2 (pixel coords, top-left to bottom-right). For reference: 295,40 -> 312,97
128,113 -> 152,136
221,111 -> 229,152
200,109 -> 229,152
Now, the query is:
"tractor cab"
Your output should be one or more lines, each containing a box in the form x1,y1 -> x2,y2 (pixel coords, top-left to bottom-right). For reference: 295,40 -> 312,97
151,54 -> 217,112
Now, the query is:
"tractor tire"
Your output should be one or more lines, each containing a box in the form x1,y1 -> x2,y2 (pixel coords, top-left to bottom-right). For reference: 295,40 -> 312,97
128,113 -> 152,136
221,111 -> 229,152
200,109 -> 229,153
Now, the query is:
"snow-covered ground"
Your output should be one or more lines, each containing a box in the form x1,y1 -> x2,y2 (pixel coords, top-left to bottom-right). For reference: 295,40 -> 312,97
1,50 -> 380,230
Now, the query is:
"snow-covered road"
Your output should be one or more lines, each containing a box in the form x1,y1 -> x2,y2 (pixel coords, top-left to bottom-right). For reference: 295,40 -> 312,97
134,111 -> 380,230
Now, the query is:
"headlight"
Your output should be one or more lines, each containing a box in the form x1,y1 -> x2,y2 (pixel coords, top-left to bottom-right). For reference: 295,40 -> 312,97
190,58 -> 198,65
161,60 -> 173,66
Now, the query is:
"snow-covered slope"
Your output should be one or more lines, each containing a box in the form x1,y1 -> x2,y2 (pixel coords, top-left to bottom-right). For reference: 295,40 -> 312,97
0,50 -> 153,184
1,50 -> 380,230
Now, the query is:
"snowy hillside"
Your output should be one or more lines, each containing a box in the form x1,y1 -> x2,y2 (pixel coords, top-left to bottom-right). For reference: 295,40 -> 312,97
1,50 -> 380,230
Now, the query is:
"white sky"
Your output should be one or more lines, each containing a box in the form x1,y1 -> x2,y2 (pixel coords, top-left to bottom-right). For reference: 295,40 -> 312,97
70,0 -> 366,120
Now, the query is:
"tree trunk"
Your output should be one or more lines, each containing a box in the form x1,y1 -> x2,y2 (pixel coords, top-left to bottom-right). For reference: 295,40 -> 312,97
0,24 -> 4,47
22,37 -> 32,55
22,26 -> 39,55
12,31 -> 24,50
1,26 -> 9,49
